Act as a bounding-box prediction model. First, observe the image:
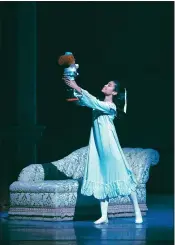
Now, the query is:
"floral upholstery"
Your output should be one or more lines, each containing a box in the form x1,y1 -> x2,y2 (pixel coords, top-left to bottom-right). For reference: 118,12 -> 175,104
9,147 -> 160,220
18,147 -> 159,184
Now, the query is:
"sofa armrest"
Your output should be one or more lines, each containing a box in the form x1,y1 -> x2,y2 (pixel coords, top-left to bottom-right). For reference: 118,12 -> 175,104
123,148 -> 160,184
18,164 -> 44,182
138,149 -> 160,183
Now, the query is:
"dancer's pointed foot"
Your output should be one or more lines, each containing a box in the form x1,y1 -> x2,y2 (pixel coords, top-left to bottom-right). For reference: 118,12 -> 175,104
135,210 -> 143,224
94,217 -> 108,225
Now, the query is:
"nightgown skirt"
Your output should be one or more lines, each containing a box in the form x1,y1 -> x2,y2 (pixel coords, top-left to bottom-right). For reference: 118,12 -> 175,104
74,89 -> 138,200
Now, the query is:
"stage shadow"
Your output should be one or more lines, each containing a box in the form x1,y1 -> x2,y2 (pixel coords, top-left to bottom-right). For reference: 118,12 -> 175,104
41,163 -> 100,221
73,179 -> 101,221
41,163 -> 69,180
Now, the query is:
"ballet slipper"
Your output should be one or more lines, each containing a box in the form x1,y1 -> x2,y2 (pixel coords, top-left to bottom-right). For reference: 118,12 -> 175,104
94,199 -> 109,225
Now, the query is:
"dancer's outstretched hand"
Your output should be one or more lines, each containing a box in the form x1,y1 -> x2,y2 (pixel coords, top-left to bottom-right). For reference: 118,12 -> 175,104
62,76 -> 82,93
62,77 -> 78,90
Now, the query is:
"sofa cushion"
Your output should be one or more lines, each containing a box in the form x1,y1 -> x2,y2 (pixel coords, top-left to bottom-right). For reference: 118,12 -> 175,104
10,180 -> 79,193
9,179 -> 146,209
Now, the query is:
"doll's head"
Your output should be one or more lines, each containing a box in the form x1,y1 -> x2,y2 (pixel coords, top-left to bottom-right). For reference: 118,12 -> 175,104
58,52 -> 75,67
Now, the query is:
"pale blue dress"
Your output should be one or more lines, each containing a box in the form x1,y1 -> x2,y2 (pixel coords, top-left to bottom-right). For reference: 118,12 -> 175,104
74,89 -> 138,200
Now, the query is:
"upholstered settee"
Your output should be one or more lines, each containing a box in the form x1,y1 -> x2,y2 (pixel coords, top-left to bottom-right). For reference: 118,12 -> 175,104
8,146 -> 159,221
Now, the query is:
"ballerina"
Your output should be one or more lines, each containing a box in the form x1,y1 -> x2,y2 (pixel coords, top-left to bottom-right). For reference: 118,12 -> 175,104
63,77 -> 143,224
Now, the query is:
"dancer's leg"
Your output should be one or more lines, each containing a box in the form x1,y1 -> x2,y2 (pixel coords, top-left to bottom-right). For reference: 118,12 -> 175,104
94,198 -> 109,224
129,190 -> 143,223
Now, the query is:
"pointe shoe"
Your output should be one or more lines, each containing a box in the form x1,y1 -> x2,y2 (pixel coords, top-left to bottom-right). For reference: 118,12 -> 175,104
94,217 -> 108,225
135,211 -> 143,224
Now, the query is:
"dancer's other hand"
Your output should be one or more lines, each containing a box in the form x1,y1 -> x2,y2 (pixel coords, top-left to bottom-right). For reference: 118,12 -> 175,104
62,76 -> 82,93
62,77 -> 77,89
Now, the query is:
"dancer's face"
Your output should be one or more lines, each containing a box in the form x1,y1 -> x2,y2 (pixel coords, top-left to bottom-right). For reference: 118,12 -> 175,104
101,81 -> 117,96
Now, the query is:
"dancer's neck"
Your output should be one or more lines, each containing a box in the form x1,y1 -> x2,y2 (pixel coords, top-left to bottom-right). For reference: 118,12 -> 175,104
104,95 -> 113,103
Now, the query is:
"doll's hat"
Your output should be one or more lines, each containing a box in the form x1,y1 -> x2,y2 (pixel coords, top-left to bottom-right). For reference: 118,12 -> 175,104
65,52 -> 73,55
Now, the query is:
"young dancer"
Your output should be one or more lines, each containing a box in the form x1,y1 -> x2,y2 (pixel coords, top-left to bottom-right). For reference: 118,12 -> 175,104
63,77 -> 143,224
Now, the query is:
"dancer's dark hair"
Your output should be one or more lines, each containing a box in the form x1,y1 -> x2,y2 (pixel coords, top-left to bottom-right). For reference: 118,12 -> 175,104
112,80 -> 126,120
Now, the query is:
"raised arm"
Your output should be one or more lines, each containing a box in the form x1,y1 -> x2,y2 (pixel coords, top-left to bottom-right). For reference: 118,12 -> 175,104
63,77 -> 116,115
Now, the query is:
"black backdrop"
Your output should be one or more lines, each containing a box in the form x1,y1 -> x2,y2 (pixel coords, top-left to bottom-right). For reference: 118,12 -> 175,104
0,2 -> 174,205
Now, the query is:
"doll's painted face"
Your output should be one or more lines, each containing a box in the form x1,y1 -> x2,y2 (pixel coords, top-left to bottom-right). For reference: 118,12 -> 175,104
101,81 -> 117,96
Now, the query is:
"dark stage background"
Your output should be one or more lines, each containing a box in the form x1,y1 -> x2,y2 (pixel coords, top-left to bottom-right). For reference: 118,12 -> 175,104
0,2 -> 174,207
